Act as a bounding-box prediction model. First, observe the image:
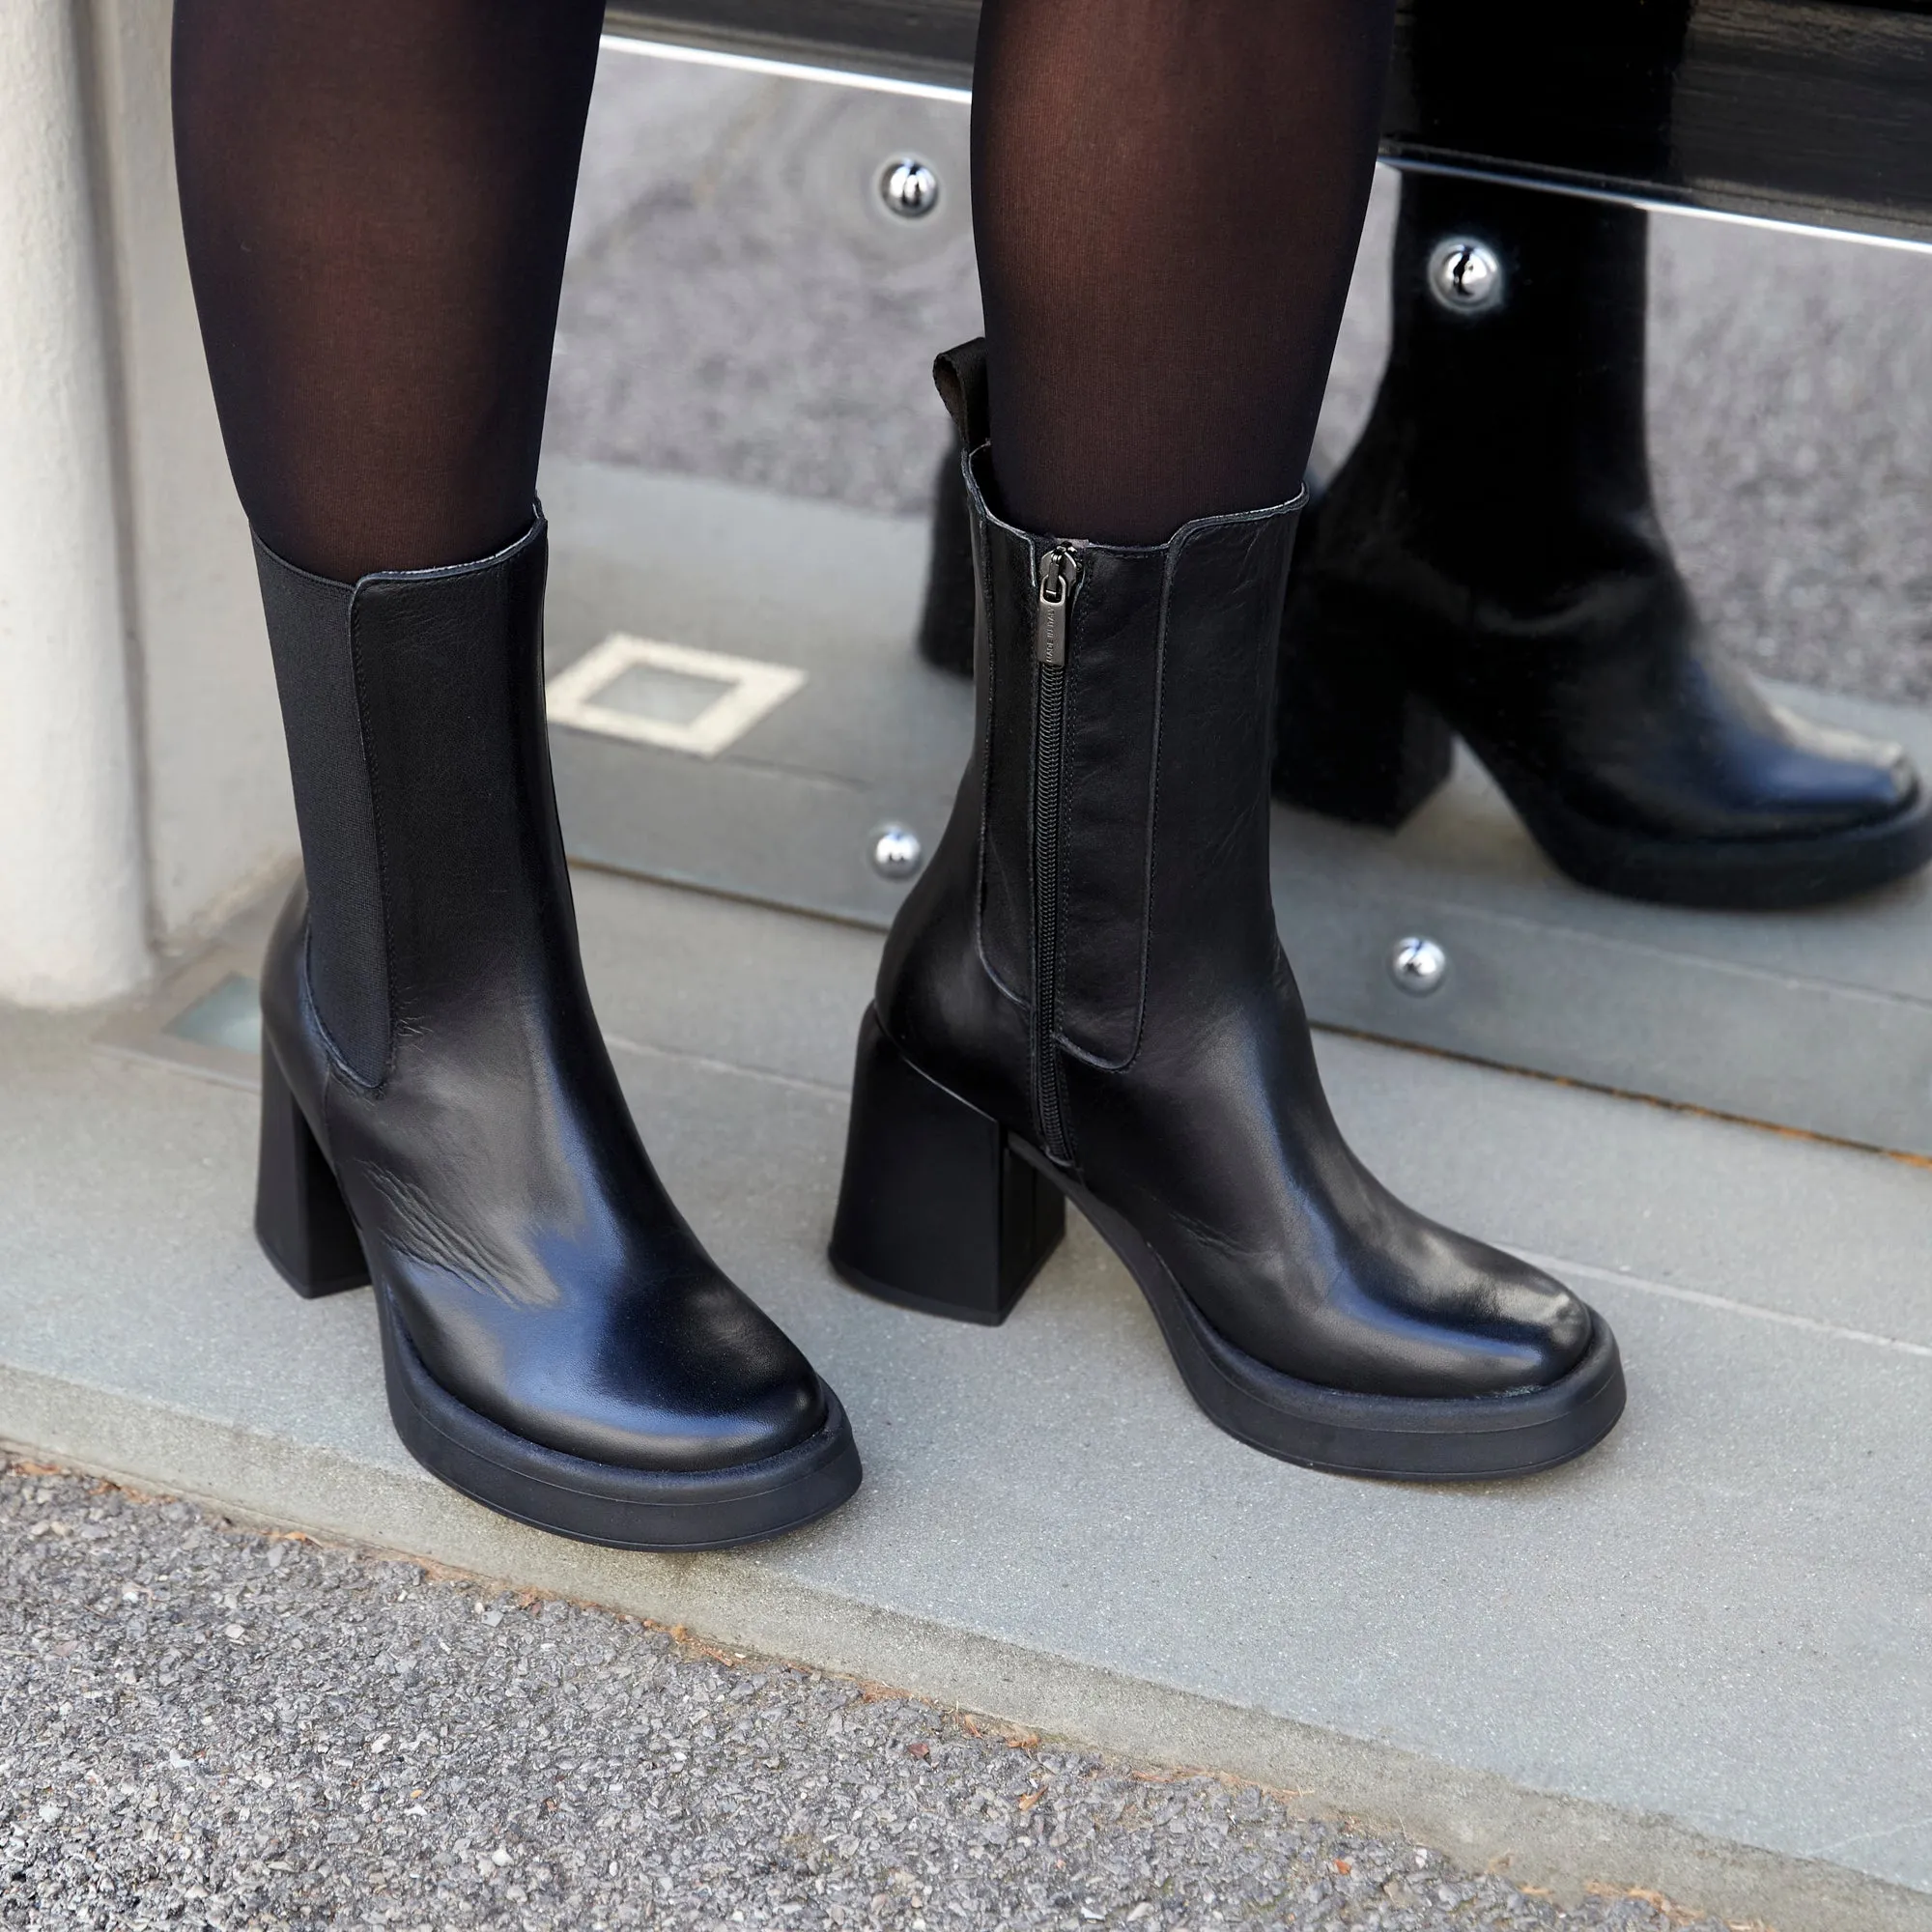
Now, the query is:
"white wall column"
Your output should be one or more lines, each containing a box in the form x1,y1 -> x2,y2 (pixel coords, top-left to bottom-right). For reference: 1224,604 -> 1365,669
91,2 -> 297,950
0,3 -> 149,1006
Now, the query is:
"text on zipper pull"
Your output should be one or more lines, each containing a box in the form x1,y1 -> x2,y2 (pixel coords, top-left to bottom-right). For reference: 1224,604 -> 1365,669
1037,549 -> 1076,667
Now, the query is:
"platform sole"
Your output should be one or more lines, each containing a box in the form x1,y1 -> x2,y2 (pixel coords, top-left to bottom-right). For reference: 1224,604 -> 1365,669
1024,1148 -> 1625,1481
375,1286 -> 863,1550
830,1009 -> 1625,1481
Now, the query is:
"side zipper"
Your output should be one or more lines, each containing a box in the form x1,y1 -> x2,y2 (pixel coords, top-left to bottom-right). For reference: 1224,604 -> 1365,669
1032,545 -> 1080,1166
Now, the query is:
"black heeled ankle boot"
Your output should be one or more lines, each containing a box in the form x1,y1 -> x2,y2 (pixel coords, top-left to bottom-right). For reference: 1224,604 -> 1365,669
835,343 -> 1624,1481
251,514 -> 860,1548
1273,174 -> 1932,909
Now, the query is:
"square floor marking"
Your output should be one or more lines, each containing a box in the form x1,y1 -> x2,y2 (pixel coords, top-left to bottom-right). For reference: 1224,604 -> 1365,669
547,634 -> 806,757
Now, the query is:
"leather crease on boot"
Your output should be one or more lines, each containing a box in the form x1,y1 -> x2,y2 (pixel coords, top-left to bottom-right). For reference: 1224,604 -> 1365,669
1271,177 -> 1932,910
250,511 -> 861,1549
833,339 -> 1626,1483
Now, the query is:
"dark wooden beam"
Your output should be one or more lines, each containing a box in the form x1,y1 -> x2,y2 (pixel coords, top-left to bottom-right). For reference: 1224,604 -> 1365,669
606,0 -> 1932,244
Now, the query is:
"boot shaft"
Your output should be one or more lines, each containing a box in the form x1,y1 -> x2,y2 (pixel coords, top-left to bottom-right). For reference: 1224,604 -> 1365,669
966,456 -> 1300,1058
1344,173 -> 1657,576
255,516 -> 576,1086
884,342 -> 1300,1154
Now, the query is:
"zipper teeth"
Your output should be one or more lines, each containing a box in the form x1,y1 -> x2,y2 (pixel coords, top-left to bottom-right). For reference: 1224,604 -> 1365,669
1033,550 -> 1075,1165
1034,659 -> 1068,1162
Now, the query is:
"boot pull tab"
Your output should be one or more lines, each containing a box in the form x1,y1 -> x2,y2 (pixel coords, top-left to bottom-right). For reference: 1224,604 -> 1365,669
932,337 -> 991,450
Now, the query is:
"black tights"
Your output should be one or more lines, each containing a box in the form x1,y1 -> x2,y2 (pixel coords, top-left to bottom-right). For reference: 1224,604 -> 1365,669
174,0 -> 1391,575
172,0 -> 605,580
972,0 -> 1390,541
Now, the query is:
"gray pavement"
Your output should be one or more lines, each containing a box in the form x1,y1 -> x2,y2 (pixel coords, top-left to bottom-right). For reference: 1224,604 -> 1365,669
0,1460 -> 1733,1932
549,46 -> 1932,702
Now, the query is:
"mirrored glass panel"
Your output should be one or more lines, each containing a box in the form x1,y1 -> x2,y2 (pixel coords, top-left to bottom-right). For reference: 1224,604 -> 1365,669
540,41 -> 1932,1156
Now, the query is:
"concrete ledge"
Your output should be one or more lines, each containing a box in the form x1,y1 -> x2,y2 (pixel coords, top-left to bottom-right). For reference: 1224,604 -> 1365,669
6,872 -> 1930,1932
7,1365 -> 1927,1932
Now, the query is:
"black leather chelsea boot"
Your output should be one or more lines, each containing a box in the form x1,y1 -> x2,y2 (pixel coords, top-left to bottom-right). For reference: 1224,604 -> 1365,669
1273,173 -> 1932,909
833,342 -> 1625,1481
250,514 -> 861,1548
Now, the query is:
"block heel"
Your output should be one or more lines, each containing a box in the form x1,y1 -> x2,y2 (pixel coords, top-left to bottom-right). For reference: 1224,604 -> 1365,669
1271,589 -> 1453,829
255,1047 -> 369,1298
830,1007 -> 1064,1325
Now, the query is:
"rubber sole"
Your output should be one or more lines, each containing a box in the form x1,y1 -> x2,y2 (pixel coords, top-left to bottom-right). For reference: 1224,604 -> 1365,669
1027,1148 -> 1625,1481
375,1286 -> 863,1550
830,1010 -> 1626,1481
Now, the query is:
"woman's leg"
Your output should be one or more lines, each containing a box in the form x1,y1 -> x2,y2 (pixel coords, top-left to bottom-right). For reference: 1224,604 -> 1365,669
173,0 -> 602,580
171,2 -> 861,1548
914,0 -> 1388,656
972,0 -> 1392,544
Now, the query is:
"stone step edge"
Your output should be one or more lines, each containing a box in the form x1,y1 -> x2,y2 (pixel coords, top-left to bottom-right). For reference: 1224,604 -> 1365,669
3,1357 -> 1922,1932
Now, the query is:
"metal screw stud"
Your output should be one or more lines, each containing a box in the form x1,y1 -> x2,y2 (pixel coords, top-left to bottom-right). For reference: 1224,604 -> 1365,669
1427,237 -> 1504,313
1387,935 -> 1450,996
870,823 -> 924,880
879,156 -> 940,219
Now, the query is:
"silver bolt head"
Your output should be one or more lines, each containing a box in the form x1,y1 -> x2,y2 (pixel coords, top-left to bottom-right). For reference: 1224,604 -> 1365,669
1388,935 -> 1449,996
870,823 -> 924,880
879,156 -> 940,219
1427,236 -> 1504,313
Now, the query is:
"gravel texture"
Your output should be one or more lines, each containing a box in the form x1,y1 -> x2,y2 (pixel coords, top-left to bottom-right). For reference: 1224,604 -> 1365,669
0,1461 -> 1757,1932
550,47 -> 1932,704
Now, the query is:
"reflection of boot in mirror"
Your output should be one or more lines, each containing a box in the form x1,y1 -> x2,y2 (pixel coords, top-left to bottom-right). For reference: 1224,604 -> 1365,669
834,347 -> 1626,1480
174,0 -> 860,1548
1274,173 -> 1932,908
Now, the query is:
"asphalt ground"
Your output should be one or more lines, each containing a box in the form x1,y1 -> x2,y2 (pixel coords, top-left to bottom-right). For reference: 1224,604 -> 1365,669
548,48 -> 1932,703
0,1461 -> 1752,1932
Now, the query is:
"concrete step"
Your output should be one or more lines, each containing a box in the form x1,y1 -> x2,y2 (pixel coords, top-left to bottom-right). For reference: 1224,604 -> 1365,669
7,870 -> 1930,1931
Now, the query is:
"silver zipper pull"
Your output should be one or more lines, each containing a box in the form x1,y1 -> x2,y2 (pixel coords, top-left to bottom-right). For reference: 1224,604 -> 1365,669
1036,548 -> 1077,667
